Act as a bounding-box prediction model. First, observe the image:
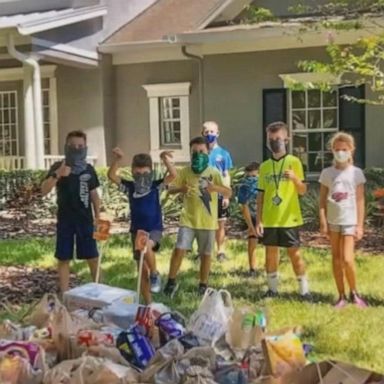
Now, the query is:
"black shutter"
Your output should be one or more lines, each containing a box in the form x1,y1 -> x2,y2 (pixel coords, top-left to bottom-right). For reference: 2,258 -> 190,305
339,85 -> 365,168
262,89 -> 287,160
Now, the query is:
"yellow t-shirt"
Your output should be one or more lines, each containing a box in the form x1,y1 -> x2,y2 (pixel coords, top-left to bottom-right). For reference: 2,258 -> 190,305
258,154 -> 304,228
174,166 -> 224,230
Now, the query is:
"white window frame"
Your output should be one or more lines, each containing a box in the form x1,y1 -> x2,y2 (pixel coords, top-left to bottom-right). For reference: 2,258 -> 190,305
0,90 -> 19,157
143,82 -> 191,163
0,65 -> 58,155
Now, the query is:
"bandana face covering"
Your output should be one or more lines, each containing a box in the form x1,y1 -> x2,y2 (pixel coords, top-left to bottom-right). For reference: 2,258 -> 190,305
133,171 -> 153,196
64,145 -> 88,174
191,152 -> 209,174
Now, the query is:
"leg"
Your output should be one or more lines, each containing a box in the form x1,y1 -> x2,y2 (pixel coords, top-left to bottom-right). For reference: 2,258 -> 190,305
330,231 -> 345,297
216,220 -> 226,255
248,235 -> 257,271
287,247 -> 306,276
341,235 -> 357,292
197,230 -> 215,294
200,254 -> 211,285
57,260 -> 71,294
168,248 -> 186,279
86,257 -> 99,282
265,246 -> 279,293
139,261 -> 152,304
145,240 -> 157,274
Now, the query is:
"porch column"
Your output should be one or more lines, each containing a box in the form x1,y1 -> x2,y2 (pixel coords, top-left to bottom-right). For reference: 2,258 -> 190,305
23,64 -> 36,169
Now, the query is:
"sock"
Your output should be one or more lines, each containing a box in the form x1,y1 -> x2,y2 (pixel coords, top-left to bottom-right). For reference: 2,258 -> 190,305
297,275 -> 309,295
267,272 -> 279,293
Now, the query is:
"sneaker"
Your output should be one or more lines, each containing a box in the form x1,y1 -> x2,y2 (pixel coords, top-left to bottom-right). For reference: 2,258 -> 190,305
262,289 -> 279,299
198,283 -> 208,296
334,296 -> 348,309
300,292 -> 313,302
217,253 -> 227,263
163,280 -> 179,298
246,269 -> 259,278
350,292 -> 368,308
150,272 -> 162,293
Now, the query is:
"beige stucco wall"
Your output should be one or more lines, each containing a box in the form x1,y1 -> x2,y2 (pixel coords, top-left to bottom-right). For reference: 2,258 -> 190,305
114,47 -> 384,168
56,65 -> 106,166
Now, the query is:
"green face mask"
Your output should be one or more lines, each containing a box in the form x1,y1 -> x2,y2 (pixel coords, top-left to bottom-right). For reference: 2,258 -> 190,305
191,152 -> 209,174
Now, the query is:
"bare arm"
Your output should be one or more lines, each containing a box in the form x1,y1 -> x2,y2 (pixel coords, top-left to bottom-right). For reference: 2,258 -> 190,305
108,147 -> 124,185
41,161 -> 70,196
241,204 -> 256,233
293,177 -> 307,196
256,192 -> 264,236
319,184 -> 329,235
90,189 -> 101,221
160,151 -> 177,185
356,183 -> 365,240
208,183 -> 232,199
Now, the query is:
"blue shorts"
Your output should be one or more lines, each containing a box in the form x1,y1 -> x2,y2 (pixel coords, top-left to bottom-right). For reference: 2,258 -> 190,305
55,220 -> 99,261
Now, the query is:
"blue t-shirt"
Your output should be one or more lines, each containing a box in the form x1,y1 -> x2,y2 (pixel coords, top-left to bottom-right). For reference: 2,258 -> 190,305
237,176 -> 259,218
119,178 -> 164,233
208,145 -> 233,176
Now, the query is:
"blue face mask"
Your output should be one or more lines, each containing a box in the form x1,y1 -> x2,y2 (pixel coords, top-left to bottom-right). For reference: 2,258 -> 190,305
205,134 -> 217,144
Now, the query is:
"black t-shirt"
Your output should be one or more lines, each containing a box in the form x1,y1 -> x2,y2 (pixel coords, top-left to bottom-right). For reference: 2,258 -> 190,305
47,162 -> 100,222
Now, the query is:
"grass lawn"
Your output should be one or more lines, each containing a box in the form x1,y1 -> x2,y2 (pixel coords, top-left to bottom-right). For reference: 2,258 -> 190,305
1,234 -> 384,373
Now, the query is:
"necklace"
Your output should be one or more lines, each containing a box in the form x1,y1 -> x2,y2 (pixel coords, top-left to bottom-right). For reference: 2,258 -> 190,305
271,157 -> 286,206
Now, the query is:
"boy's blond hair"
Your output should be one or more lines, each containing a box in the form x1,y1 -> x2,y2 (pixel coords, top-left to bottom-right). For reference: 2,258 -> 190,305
265,121 -> 288,135
202,121 -> 219,132
329,131 -> 355,164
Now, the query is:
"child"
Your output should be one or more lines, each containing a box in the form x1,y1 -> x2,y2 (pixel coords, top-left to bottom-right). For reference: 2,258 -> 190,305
256,121 -> 310,299
202,121 -> 233,262
41,131 -> 100,295
108,148 -> 176,304
164,136 -> 232,297
237,162 -> 260,277
319,132 -> 367,308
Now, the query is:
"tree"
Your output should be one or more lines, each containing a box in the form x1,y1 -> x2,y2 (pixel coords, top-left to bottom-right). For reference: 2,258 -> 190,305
244,1 -> 384,104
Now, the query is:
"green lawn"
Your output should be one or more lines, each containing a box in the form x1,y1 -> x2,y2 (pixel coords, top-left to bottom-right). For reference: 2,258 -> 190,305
1,235 -> 384,373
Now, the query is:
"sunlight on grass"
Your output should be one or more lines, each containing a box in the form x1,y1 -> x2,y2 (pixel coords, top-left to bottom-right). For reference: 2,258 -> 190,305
1,235 -> 384,372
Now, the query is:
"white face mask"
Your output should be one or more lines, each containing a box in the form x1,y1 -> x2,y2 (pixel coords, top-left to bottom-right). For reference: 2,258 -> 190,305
333,150 -> 351,163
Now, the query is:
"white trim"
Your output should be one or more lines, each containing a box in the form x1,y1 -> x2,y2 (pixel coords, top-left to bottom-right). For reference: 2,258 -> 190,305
196,0 -> 234,30
143,82 -> 191,98
32,37 -> 98,60
0,65 -> 57,82
280,72 -> 341,88
143,82 -> 191,163
49,77 -> 59,155
17,5 -> 107,35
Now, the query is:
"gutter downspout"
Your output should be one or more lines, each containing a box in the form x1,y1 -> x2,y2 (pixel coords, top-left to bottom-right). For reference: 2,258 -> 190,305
181,46 -> 205,125
7,34 -> 45,169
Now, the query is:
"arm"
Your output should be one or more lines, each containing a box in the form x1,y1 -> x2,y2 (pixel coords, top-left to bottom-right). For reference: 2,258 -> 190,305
41,161 -> 70,196
107,147 -> 124,185
285,164 -> 307,196
319,183 -> 329,236
207,183 -> 232,199
256,192 -> 264,236
41,177 -> 58,196
90,189 -> 101,221
241,204 -> 256,234
167,186 -> 187,195
355,183 -> 365,240
160,151 -> 177,185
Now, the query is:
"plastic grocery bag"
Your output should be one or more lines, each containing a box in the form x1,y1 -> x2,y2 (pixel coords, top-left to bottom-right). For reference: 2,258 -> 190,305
187,288 -> 233,345
25,294 -> 60,328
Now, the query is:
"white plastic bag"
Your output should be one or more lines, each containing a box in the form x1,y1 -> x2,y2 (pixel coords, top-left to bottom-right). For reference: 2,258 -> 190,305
187,288 -> 233,345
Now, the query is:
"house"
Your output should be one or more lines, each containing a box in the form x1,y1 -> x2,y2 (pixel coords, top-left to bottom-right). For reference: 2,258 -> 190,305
0,0 -> 156,170
98,0 -> 384,177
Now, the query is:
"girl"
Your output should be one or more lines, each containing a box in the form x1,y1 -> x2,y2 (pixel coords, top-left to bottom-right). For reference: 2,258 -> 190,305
319,132 -> 367,308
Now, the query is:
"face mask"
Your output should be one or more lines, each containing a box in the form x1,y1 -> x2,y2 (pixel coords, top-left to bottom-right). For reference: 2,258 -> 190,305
333,150 -> 351,164
205,134 -> 217,144
64,145 -> 87,174
244,175 -> 257,185
191,152 -> 209,174
133,172 -> 153,196
268,139 -> 286,154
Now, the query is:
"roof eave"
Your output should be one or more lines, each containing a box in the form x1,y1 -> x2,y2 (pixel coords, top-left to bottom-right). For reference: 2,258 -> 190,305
98,40 -> 173,54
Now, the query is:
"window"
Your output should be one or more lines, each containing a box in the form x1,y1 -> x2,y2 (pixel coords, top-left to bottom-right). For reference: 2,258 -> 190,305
42,88 -> 51,154
290,89 -> 339,173
0,91 -> 19,156
143,82 -> 191,162
159,97 -> 181,148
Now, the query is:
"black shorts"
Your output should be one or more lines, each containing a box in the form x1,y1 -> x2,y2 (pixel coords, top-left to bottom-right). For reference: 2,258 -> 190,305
218,196 -> 229,220
131,230 -> 162,261
55,220 -> 98,261
261,227 -> 301,248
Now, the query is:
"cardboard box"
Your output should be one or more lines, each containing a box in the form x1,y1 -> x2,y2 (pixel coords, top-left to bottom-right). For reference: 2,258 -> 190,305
63,283 -> 137,312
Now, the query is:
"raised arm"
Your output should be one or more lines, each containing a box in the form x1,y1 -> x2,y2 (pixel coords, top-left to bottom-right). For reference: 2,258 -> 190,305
160,151 -> 177,185
41,161 -> 70,196
107,147 -> 124,185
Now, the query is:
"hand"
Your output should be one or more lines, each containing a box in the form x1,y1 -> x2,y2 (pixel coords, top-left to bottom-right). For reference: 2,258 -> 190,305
320,221 -> 329,239
160,150 -> 173,162
112,147 -> 124,160
222,198 -> 230,209
256,222 -> 264,237
284,165 -> 297,181
55,161 -> 71,178
355,225 -> 364,241
249,226 -> 257,238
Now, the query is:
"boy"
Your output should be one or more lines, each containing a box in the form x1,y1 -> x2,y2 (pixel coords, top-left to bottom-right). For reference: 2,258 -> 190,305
164,136 -> 232,297
202,121 -> 233,262
256,122 -> 311,299
237,162 -> 260,277
41,131 -> 100,295
108,148 -> 176,304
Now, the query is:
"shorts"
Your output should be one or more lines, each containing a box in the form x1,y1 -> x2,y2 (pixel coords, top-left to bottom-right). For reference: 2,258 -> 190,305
328,224 -> 356,236
55,220 -> 98,261
131,230 -> 162,261
176,227 -> 215,255
218,195 -> 229,220
261,227 -> 301,248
